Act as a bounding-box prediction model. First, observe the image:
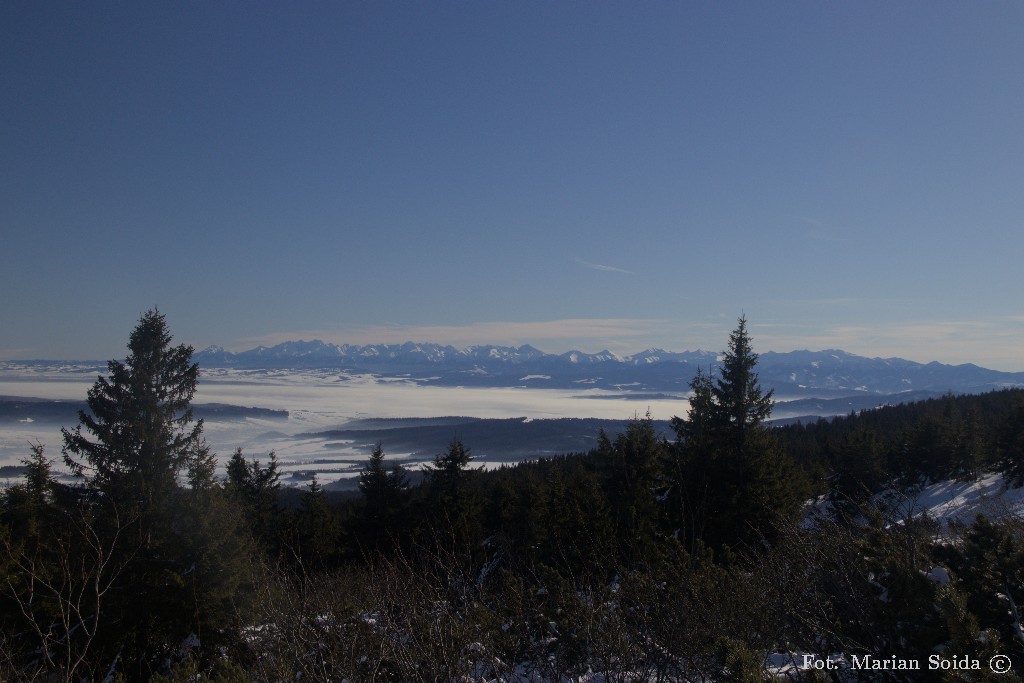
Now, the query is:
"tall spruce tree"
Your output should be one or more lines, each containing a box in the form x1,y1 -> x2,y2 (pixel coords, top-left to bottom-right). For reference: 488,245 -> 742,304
56,310 -> 249,676
62,308 -> 206,512
712,315 -> 774,445
672,316 -> 805,552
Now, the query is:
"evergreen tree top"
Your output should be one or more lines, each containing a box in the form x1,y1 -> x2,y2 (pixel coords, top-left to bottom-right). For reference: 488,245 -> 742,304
673,316 -> 775,448
359,442 -> 390,497
713,315 -> 774,435
430,437 -> 473,475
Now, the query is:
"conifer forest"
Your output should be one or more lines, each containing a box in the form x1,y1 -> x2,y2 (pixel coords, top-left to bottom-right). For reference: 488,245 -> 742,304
4,310 -> 1024,682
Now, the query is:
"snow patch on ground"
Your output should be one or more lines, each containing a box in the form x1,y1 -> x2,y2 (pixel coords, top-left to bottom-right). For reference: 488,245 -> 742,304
893,472 -> 1024,528
806,471 -> 1024,532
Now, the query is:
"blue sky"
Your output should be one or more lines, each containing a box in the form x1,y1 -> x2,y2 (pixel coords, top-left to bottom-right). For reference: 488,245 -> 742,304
3,2 -> 1023,369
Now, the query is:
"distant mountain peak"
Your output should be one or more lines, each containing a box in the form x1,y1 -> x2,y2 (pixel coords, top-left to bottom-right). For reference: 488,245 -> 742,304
189,341 -> 1024,397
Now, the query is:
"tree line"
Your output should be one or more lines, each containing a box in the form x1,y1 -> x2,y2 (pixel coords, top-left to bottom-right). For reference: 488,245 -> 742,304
3,310 -> 1024,680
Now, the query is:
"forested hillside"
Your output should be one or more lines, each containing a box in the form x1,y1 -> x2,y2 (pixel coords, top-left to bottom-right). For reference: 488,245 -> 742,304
3,312 -> 1024,681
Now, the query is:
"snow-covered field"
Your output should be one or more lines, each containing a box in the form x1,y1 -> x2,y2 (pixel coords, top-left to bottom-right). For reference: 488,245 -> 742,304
0,366 -> 689,487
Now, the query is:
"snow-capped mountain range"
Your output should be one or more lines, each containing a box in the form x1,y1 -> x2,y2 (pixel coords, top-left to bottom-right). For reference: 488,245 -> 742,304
193,340 -> 1024,397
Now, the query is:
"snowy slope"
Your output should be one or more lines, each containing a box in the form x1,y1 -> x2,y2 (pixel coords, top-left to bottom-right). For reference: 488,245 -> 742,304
891,472 -> 1024,529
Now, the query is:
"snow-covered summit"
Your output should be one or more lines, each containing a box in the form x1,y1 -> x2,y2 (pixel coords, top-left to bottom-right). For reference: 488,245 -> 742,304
187,343 -> 1024,397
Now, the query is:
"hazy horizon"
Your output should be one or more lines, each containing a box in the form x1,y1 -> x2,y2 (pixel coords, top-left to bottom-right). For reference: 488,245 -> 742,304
4,329 -> 1024,373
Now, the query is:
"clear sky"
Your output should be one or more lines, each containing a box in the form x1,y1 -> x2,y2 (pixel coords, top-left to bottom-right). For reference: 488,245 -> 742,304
3,2 -> 1023,369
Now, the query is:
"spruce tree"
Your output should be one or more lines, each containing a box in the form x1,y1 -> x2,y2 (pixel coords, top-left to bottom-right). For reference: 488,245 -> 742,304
62,308 -> 206,513
358,442 -> 389,500
669,367 -> 716,552
425,438 -> 483,552
429,436 -> 473,480
672,316 -> 805,551
225,447 -> 282,546
426,437 -> 475,517
359,442 -> 408,519
1000,399 -> 1024,486
55,310 -> 249,676
711,315 -> 774,445
20,441 -> 55,515
828,426 -> 888,516
295,475 -> 342,568
598,413 -> 666,568
357,443 -> 409,551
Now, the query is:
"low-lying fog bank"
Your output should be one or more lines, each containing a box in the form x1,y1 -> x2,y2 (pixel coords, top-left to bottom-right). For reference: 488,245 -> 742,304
0,368 -> 691,487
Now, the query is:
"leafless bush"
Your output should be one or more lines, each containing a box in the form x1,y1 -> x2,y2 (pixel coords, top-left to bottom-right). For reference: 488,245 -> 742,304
0,502 -> 139,682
